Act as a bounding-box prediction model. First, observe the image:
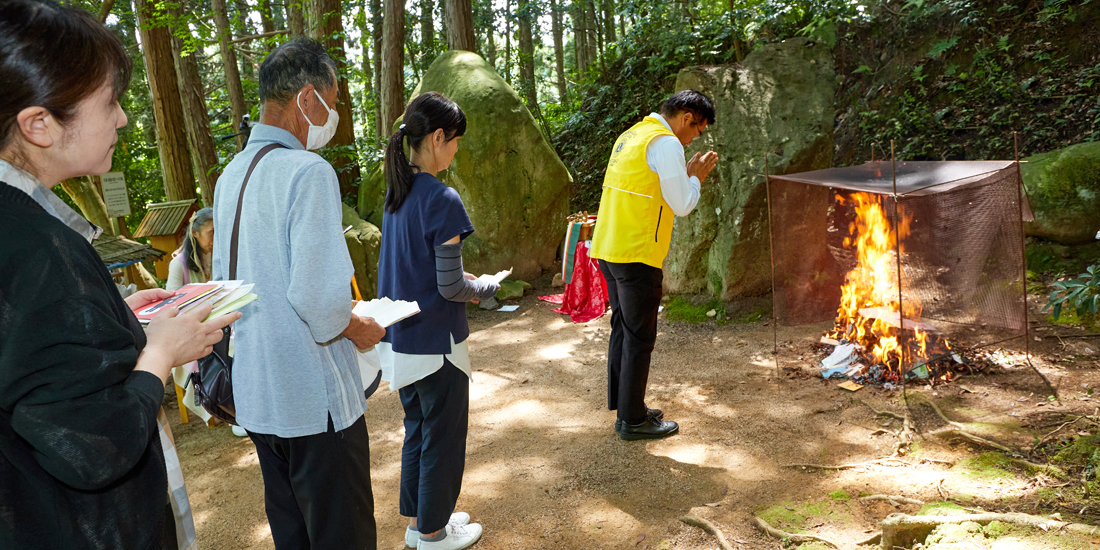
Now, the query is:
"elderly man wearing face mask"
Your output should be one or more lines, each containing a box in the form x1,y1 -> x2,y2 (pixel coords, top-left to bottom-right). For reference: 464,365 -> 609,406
211,39 -> 385,549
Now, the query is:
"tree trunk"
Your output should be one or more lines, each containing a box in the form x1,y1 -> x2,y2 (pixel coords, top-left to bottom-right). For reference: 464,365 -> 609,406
213,0 -> 248,151
287,0 -> 306,35
550,0 -> 566,102
572,1 -> 587,78
603,0 -> 616,43
503,0 -> 511,83
420,0 -> 434,71
309,0 -> 362,199
372,0 -> 384,137
517,0 -> 537,113
444,0 -> 476,51
381,0 -> 405,134
586,0 -> 599,74
485,16 -> 496,67
171,5 -> 220,207
134,0 -> 196,203
358,0 -> 373,123
59,177 -> 112,231
258,0 -> 276,50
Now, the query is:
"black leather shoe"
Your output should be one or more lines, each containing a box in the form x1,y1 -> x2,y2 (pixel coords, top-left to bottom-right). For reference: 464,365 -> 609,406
614,408 -> 664,434
619,417 -> 679,441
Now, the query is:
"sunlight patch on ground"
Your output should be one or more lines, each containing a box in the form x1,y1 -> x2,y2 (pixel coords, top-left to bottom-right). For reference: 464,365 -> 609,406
538,342 -> 575,360
647,440 -> 765,474
234,449 -> 260,468
192,509 -> 212,528
469,370 -> 513,403
250,522 -> 272,546
478,399 -> 550,425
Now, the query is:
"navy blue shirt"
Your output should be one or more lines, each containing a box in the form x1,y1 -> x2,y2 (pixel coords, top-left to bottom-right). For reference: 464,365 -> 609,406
378,173 -> 476,354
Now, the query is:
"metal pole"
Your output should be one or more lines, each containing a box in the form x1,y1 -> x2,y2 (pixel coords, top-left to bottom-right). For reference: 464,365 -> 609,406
1013,132 -> 1057,398
891,140 -> 908,384
765,155 -> 779,380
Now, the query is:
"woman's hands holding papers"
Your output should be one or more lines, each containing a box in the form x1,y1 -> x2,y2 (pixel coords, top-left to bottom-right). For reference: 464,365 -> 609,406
124,288 -> 173,311
136,304 -> 242,384
343,313 -> 386,350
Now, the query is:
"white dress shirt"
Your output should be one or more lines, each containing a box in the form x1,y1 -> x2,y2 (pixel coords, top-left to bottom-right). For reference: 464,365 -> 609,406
645,113 -> 701,216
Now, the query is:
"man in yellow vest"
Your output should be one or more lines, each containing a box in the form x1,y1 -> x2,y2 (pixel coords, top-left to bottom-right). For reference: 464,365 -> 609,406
590,90 -> 718,441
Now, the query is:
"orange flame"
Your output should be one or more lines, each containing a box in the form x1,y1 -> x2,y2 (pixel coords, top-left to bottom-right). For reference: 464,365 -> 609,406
831,193 -> 928,369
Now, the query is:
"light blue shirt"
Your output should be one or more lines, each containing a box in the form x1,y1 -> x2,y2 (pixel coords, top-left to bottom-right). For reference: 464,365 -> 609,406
212,124 -> 363,438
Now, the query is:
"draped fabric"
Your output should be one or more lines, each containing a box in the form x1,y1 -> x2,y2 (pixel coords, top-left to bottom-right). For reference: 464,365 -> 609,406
540,241 -> 609,323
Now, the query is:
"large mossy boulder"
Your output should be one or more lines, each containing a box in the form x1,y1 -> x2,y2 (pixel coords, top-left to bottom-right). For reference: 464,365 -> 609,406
342,204 -> 380,300
371,50 -> 572,281
1022,141 -> 1100,244
664,38 -> 835,300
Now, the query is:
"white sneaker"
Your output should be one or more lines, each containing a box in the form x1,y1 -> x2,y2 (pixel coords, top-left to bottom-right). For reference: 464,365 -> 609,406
404,513 -> 472,547
231,425 -> 247,437
416,522 -> 482,550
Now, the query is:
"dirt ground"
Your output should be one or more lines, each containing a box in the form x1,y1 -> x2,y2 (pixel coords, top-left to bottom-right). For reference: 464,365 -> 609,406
165,280 -> 1100,550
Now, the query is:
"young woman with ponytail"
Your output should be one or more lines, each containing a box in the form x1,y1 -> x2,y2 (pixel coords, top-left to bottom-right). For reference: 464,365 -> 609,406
376,92 -> 497,550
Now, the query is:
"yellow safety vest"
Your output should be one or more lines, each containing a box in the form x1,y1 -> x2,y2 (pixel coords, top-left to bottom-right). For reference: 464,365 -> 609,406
590,116 -> 676,268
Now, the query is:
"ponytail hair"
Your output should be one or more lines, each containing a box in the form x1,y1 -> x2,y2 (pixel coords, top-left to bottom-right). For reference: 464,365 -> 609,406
180,207 -> 213,279
383,92 -> 466,213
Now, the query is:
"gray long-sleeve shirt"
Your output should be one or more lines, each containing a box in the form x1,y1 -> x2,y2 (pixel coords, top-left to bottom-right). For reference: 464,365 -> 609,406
212,124 -> 363,438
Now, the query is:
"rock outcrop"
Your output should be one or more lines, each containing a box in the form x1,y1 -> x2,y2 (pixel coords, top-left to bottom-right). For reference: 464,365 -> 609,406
342,204 -> 381,300
664,37 -> 835,300
362,50 -> 573,281
1022,141 -> 1100,244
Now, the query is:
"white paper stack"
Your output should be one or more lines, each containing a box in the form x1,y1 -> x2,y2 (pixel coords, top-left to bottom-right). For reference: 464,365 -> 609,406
353,297 -> 421,328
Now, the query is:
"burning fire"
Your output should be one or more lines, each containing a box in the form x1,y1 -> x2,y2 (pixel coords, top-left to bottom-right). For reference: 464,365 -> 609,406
829,193 -> 932,370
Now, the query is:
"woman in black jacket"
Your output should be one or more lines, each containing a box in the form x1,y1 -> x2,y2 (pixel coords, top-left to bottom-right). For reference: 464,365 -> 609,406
0,1 -> 239,548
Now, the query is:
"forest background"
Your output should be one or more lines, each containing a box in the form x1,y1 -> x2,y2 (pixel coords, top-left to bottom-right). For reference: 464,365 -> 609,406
57,0 -> 1100,262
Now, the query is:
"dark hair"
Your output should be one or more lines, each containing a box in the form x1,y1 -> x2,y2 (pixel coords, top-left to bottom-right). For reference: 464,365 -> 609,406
383,92 -> 467,213
258,39 -> 337,104
180,207 -> 213,278
659,90 -> 716,125
0,0 -> 133,156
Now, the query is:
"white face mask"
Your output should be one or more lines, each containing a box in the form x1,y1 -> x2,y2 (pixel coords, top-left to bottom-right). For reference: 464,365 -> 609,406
297,89 -> 339,150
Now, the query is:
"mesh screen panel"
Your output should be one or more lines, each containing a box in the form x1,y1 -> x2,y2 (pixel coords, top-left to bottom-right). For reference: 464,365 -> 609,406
768,162 -> 1028,346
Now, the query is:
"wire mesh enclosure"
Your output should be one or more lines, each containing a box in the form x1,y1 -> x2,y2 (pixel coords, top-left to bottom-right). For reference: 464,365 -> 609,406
767,160 -> 1033,377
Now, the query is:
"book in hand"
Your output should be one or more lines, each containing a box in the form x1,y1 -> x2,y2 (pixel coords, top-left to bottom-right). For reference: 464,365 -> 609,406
352,297 -> 420,328
132,281 -> 258,325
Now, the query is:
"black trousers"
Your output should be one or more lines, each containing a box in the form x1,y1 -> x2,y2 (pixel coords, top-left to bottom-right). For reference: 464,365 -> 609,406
399,360 -> 469,534
248,415 -> 376,550
598,259 -> 664,425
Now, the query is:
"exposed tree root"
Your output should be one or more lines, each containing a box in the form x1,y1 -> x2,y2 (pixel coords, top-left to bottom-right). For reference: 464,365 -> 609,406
880,512 -> 1100,548
783,457 -> 910,470
855,532 -> 882,546
860,494 -> 924,505
679,515 -> 734,550
858,398 -> 913,456
752,517 -> 838,548
913,395 -> 1016,452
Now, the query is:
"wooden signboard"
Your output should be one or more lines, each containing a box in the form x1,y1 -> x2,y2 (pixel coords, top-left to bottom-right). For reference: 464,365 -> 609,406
101,171 -> 131,218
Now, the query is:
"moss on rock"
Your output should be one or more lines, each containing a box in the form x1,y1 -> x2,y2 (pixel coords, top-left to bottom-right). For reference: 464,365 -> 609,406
664,37 -> 835,300
399,50 -> 572,281
342,204 -> 381,300
1022,141 -> 1100,244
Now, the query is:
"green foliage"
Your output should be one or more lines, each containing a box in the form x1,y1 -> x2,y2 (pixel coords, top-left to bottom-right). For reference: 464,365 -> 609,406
827,489 -> 850,501
551,0 -> 867,212
1043,265 -> 1100,321
663,296 -> 724,324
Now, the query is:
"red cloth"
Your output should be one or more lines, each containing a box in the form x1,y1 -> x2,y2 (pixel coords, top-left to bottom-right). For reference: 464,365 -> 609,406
539,242 -> 608,323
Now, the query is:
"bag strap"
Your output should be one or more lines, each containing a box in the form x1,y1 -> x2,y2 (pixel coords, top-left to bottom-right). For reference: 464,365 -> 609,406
229,143 -> 286,279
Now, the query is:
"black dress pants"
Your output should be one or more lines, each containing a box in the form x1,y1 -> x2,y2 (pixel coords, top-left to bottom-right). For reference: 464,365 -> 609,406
398,359 -> 470,535
248,415 -> 376,550
598,259 -> 664,425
